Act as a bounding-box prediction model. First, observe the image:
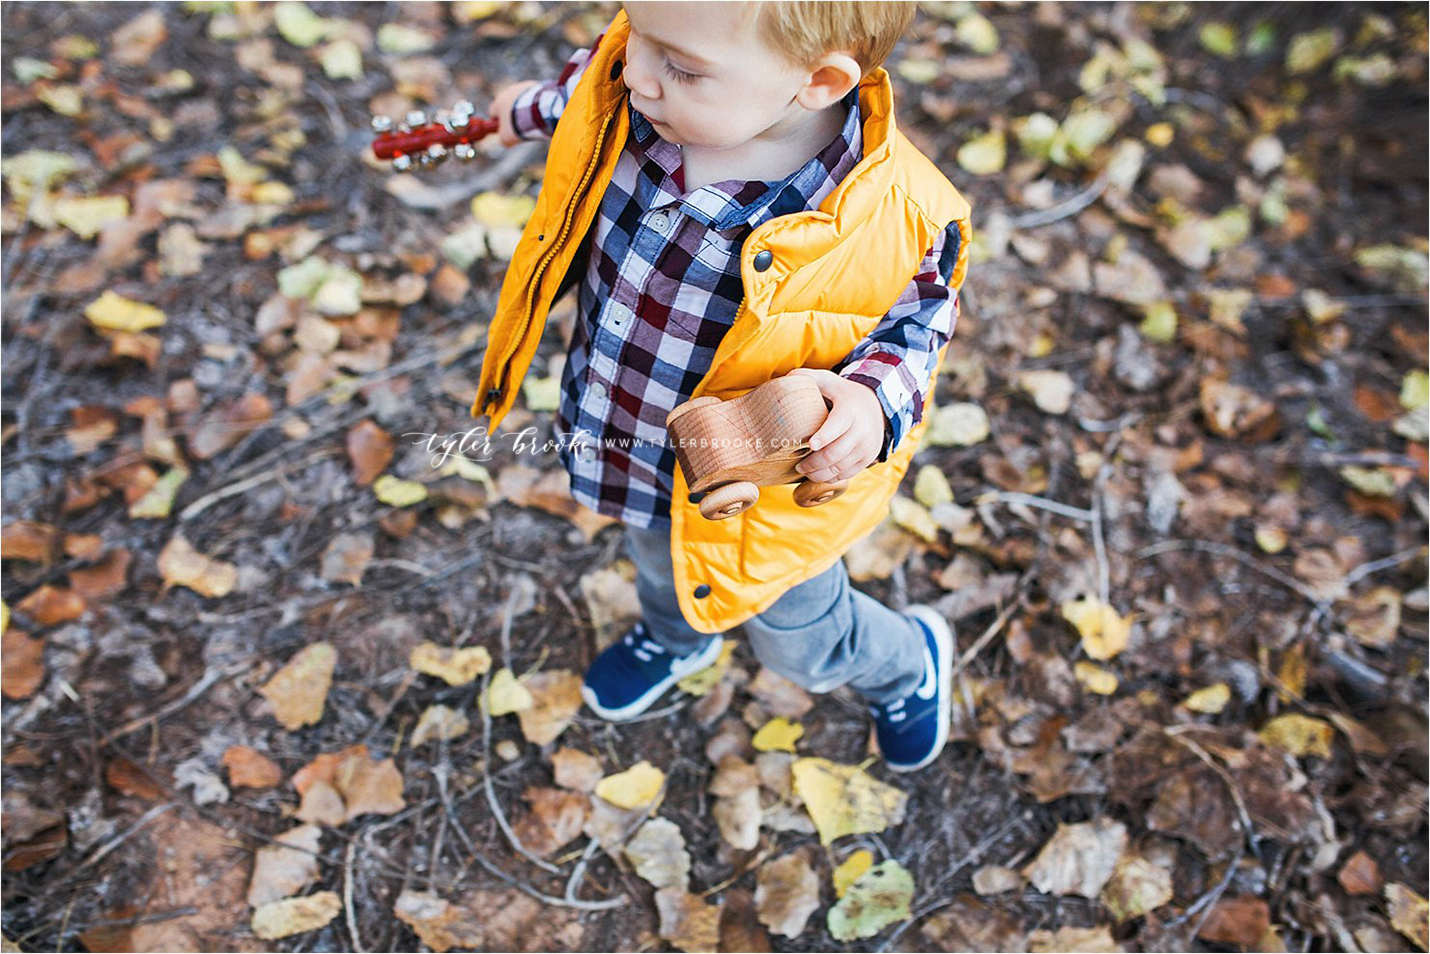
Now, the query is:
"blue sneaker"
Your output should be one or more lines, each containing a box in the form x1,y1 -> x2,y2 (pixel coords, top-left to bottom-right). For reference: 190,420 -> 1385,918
581,622 -> 726,721
869,605 -> 954,773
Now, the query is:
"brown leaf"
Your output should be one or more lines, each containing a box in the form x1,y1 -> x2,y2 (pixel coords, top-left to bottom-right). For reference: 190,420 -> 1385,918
713,787 -> 762,851
222,746 -> 284,789
15,584 -> 86,626
295,780 -> 347,826
259,642 -> 337,730
1,520 -> 60,563
187,392 -> 273,459
247,824 -> 323,907
346,419 -> 394,486
516,670 -> 583,746
1197,894 -> 1270,948
394,890 -> 484,953
1,630 -> 45,699
550,748 -> 603,793
511,787 -> 590,858
624,817 -> 690,891
105,758 -> 167,800
655,888 -> 722,954
1198,378 -> 1280,440
67,549 -> 131,601
319,531 -> 374,586
755,849 -> 821,938
291,744 -> 367,796
335,751 -> 405,821
719,888 -> 772,953
1022,818 -> 1128,898
156,534 -> 237,598
1338,849 -> 1384,896
746,668 -> 814,719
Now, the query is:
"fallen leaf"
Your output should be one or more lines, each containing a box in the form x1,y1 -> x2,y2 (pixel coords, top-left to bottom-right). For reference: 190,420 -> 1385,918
1028,924 -> 1121,952
512,787 -> 590,858
295,780 -> 346,826
595,761 -> 665,810
260,643 -> 337,730
1338,850 -> 1384,896
393,890 -> 483,953
485,667 -> 535,715
827,859 -> 914,941
1,630 -> 45,699
346,420 -> 394,486
655,888 -> 722,954
411,704 -> 470,745
791,757 -> 908,846
1101,854 -> 1173,922
1023,818 -> 1128,898
157,534 -> 237,598
373,474 -> 428,507
410,641 -> 491,686
1060,596 -> 1133,660
250,892 -> 342,940
712,787 -> 761,851
677,641 -> 734,697
1018,369 -> 1076,415
755,849 -> 821,938
623,816 -> 690,890
1341,586 -> 1403,647
516,670 -> 583,746
1258,713 -> 1335,759
84,290 -> 166,332
1198,894 -> 1271,948
334,750 -> 405,821
550,748 -> 603,792
833,849 -> 874,899
752,718 -> 804,753
1181,683 -> 1230,714
1386,882 -> 1429,951
247,824 -> 322,907
223,746 -> 283,789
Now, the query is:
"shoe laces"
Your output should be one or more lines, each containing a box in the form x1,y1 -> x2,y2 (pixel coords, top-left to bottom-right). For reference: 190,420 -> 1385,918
623,625 -> 669,663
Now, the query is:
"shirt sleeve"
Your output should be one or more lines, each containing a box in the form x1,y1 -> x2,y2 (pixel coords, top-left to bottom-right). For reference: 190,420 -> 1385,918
833,218 -> 965,464
509,30 -> 606,142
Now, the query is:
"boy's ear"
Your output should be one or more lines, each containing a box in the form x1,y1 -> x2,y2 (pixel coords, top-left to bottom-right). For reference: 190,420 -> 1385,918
798,52 -> 861,110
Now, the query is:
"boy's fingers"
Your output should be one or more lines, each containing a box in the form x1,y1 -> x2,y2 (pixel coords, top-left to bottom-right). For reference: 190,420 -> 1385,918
807,403 -> 853,453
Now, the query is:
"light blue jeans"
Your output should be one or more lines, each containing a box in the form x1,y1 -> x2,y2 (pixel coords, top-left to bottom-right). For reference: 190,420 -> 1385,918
622,520 -> 927,705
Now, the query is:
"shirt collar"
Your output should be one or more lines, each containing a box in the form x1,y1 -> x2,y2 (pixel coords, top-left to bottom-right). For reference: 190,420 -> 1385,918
628,86 -> 862,231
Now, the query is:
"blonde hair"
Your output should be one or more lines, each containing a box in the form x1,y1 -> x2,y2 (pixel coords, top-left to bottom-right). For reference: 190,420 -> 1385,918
738,1 -> 916,78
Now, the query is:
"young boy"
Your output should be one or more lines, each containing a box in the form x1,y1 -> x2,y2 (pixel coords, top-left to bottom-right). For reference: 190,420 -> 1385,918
474,1 -> 972,772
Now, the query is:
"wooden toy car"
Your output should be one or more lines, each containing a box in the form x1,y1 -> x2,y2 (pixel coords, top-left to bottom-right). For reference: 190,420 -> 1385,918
665,374 -> 848,520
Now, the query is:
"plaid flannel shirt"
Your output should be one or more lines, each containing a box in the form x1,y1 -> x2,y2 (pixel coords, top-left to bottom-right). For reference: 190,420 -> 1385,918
509,34 -> 961,529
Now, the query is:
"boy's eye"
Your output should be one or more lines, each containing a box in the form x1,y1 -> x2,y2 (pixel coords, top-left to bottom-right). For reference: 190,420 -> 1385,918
662,59 -> 701,85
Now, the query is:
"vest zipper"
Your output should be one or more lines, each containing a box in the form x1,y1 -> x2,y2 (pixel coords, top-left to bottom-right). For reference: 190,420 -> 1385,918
491,93 -> 626,415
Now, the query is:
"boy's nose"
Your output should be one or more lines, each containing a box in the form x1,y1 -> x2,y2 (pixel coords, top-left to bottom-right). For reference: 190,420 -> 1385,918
621,58 -> 660,101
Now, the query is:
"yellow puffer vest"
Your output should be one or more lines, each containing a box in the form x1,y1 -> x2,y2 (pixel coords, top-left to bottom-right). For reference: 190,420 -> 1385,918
472,9 -> 972,634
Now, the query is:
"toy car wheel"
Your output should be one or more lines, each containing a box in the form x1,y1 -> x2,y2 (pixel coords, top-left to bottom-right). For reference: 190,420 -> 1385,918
700,481 -> 759,519
793,479 -> 846,508
665,395 -> 722,427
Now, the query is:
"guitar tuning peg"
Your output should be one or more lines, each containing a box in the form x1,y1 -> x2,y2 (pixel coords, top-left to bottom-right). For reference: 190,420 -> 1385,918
392,154 -> 414,172
405,109 -> 429,127
425,144 -> 448,164
371,115 -> 393,133
452,100 -> 475,115
454,143 -> 477,161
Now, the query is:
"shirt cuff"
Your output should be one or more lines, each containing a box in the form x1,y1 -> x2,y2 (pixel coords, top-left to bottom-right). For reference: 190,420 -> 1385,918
509,81 -> 555,141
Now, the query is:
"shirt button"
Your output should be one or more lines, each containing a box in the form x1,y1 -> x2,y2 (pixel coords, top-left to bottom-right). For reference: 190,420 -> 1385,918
650,211 -> 670,234
577,445 -> 596,463
589,381 -> 607,401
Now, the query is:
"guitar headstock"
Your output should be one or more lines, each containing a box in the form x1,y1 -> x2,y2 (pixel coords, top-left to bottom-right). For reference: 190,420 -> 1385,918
370,100 -> 500,171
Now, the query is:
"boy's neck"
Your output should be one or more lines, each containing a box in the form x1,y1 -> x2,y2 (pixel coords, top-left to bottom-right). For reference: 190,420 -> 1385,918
680,98 -> 849,191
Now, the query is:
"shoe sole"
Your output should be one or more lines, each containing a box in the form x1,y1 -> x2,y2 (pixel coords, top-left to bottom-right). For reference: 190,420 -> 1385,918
580,635 -> 726,722
886,605 -> 954,773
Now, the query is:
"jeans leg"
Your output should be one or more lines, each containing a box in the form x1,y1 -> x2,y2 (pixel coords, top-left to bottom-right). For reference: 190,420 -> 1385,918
741,558 -> 926,705
622,521 -> 719,656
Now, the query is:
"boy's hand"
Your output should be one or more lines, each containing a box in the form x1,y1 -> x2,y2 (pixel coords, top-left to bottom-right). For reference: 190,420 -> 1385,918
491,80 -> 540,146
786,368 -> 886,483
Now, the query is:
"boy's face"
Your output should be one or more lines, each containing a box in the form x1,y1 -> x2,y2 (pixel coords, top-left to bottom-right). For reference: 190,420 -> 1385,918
620,2 -> 847,151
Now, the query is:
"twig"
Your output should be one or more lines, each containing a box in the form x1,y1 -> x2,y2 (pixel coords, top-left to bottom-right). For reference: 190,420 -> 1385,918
477,672 -> 562,874
99,662 -> 250,745
75,803 -> 176,872
1007,170 -> 1110,230
1136,539 -> 1326,607
1090,432 -> 1123,608
179,447 -> 339,520
1343,546 -> 1424,588
981,491 -> 1096,523
951,591 -> 1027,678
344,837 -> 364,954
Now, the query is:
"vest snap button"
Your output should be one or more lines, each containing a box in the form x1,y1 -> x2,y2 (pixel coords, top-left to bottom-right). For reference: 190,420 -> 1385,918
753,249 -> 773,272
610,60 -> 623,80
693,584 -> 711,598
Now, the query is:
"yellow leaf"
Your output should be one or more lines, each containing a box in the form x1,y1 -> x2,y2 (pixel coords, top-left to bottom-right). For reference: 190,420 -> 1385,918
484,667 -> 534,715
129,466 -> 189,519
1254,525 -> 1289,554
373,474 -> 428,507
1181,683 -> 1230,714
956,128 -> 1006,175
1258,713 -> 1335,759
676,640 -> 733,696
752,717 -> 804,753
1400,370 -> 1429,412
1,600 -> 8,634
218,145 -> 266,186
85,291 -> 166,333
1144,122 -> 1174,147
252,180 -> 295,205
1386,883 -> 1429,952
1059,596 -> 1133,660
594,760 -> 665,810
409,641 -> 491,686
1073,661 -> 1118,695
833,849 -> 874,899
251,892 -> 342,940
156,533 -> 236,598
791,757 -> 907,847
470,191 -> 535,229
54,195 -> 127,238
37,83 -> 83,117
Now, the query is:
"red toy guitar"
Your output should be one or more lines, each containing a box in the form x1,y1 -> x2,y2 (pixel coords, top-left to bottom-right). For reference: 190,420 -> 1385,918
370,100 -> 499,170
